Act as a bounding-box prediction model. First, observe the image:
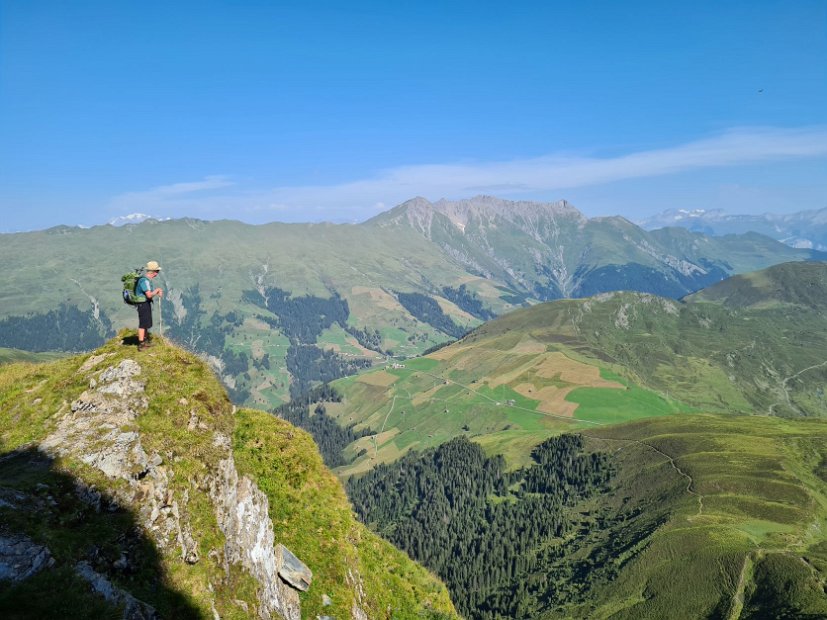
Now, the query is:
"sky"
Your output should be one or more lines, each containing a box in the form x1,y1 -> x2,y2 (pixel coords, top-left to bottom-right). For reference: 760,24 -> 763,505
1,0 -> 826,231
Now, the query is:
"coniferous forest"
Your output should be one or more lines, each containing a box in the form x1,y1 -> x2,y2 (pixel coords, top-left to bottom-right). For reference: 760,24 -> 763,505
346,435 -> 615,619
442,285 -> 497,321
395,292 -> 468,339
0,303 -> 114,352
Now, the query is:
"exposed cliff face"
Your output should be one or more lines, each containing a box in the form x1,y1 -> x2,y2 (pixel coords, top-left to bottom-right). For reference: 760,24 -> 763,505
0,335 -> 457,620
209,442 -> 301,619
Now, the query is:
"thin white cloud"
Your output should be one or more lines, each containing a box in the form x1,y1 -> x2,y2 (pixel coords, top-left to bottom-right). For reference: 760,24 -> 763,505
109,175 -> 235,212
107,126 -> 827,222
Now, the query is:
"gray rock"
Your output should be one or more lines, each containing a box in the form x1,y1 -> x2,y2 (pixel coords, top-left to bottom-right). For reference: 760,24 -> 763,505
351,603 -> 368,620
210,451 -> 301,620
276,544 -> 312,591
99,359 -> 142,383
322,593 -> 333,606
75,561 -> 159,620
0,534 -> 52,582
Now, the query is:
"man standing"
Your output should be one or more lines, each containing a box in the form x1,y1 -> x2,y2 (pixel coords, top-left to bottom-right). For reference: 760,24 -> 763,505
136,260 -> 164,351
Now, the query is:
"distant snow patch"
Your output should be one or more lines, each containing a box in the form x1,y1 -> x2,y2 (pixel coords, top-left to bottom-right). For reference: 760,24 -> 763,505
109,213 -> 170,226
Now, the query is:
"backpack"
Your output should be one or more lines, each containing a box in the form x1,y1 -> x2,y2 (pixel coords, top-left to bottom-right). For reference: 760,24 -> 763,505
121,270 -> 148,304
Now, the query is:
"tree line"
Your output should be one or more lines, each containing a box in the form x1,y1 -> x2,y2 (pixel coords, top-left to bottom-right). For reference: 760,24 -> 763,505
0,304 -> 114,352
272,384 -> 371,468
243,286 -> 349,343
396,291 -> 467,339
442,285 -> 496,320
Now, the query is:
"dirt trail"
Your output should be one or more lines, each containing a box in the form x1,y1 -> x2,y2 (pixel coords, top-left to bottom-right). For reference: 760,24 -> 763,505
373,394 -> 398,457
769,359 -> 827,416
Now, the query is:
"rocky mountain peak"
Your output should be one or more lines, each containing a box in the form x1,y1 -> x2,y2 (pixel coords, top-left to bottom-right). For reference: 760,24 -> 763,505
371,195 -> 586,236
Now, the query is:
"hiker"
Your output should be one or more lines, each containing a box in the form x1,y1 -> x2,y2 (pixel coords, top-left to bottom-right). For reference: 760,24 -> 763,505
136,261 -> 164,350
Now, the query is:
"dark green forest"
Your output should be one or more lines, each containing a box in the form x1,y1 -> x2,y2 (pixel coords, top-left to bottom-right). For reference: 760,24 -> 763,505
273,384 -> 371,468
344,324 -> 389,355
0,304 -> 113,352
442,285 -> 496,320
396,292 -> 467,339
285,343 -> 371,398
244,286 -> 373,397
347,435 -> 615,619
243,286 -> 349,343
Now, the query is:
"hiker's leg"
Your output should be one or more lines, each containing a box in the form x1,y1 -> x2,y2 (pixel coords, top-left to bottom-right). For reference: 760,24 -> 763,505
137,303 -> 152,346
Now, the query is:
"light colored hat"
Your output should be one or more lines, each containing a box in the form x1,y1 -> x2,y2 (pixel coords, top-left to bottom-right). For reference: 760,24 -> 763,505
145,260 -> 162,272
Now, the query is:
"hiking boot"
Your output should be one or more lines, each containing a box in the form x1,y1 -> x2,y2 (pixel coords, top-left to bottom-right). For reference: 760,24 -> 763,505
137,341 -> 150,351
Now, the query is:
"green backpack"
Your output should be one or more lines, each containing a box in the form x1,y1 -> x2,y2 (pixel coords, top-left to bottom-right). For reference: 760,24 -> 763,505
121,270 -> 147,304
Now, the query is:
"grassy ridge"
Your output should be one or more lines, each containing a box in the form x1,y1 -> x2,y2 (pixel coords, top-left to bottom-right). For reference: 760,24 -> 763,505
0,335 -> 457,619
558,414 -> 827,619
324,263 -> 827,617
233,409 -> 456,619
469,263 -> 827,418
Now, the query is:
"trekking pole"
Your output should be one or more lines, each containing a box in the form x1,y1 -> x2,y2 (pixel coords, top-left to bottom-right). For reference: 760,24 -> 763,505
159,295 -> 163,339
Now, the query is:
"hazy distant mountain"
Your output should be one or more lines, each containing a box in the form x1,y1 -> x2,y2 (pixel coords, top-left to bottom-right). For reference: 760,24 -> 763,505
640,206 -> 827,250
369,196 -> 823,298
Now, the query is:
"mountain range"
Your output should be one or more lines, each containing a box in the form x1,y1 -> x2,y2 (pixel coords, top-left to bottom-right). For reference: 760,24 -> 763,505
640,205 -> 827,251
0,196 -> 824,409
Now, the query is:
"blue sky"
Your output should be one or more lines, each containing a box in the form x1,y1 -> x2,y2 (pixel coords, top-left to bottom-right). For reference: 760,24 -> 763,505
1,0 -> 826,231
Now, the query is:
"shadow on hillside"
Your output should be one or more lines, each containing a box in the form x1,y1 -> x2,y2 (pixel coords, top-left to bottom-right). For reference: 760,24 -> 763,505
0,445 -> 201,620
121,333 -> 140,346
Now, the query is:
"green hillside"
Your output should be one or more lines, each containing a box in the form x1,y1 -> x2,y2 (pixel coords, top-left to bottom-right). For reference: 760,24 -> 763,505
0,335 -> 456,619
344,414 -> 827,619
326,262 -> 827,471
294,262 -> 827,618
0,197 -> 821,410
569,414 -> 827,620
0,347 -> 65,365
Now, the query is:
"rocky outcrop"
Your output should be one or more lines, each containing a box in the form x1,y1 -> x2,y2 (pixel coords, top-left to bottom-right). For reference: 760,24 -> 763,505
0,534 -> 53,582
38,354 -> 311,620
75,561 -> 159,620
210,438 -> 306,620
0,341 -> 458,619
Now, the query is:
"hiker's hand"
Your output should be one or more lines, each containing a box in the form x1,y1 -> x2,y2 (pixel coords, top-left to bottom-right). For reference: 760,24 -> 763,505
155,289 -> 164,297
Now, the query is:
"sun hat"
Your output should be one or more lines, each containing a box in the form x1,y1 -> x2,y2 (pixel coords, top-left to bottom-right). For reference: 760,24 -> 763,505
145,260 -> 162,272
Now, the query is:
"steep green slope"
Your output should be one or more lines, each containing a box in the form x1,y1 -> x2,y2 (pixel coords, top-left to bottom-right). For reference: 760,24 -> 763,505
0,335 -> 456,619
304,262 -> 827,618
329,333 -> 692,476
570,415 -> 827,620
0,197 -> 821,409
687,259 -> 827,309
330,262 -> 827,474
341,414 -> 827,619
468,261 -> 827,418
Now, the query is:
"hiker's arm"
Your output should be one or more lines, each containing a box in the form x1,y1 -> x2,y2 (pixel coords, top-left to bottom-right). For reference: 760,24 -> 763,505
145,287 -> 163,299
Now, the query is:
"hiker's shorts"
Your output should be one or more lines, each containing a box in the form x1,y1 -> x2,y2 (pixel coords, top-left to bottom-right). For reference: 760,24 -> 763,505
136,302 -> 153,329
